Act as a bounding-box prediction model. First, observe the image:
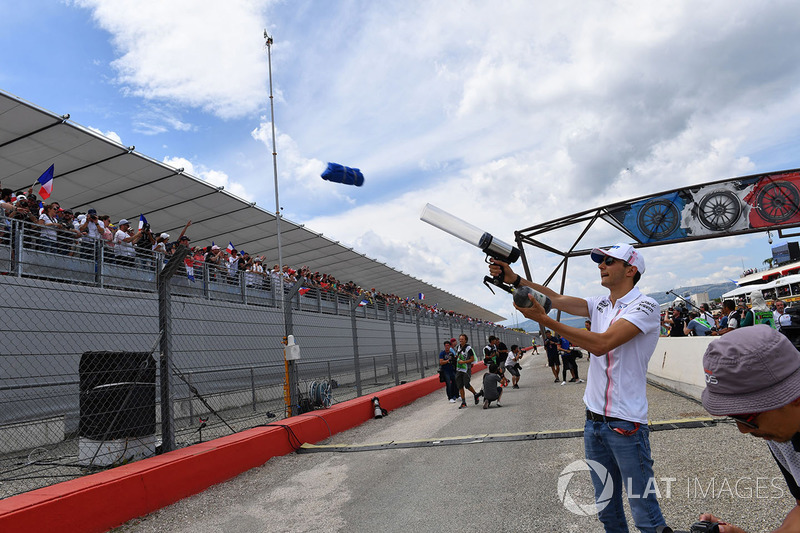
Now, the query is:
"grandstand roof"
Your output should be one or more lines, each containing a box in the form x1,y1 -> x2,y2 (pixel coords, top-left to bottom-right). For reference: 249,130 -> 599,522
0,89 -> 504,322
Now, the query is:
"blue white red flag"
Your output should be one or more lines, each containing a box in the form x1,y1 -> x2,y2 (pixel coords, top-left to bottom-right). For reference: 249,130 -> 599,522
184,256 -> 195,282
358,299 -> 368,307
418,293 -> 424,300
227,242 -> 235,255
37,164 -> 54,200
38,201 -> 44,215
138,214 -> 148,230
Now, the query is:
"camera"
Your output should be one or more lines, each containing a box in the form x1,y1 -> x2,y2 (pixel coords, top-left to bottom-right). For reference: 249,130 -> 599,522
663,521 -> 720,533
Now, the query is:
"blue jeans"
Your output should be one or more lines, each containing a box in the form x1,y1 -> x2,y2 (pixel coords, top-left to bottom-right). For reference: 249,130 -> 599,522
441,370 -> 457,399
584,417 -> 665,533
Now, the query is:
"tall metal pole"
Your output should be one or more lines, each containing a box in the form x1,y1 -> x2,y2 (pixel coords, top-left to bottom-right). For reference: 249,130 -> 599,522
264,31 -> 285,310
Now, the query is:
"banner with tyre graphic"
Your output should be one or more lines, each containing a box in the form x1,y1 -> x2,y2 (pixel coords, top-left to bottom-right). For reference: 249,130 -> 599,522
604,170 -> 800,243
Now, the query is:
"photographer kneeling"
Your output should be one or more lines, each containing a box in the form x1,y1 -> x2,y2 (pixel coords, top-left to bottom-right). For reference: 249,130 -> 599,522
700,325 -> 800,532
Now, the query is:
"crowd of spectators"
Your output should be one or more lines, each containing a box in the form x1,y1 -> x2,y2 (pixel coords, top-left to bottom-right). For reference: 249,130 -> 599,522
659,296 -> 793,337
0,187 -> 498,326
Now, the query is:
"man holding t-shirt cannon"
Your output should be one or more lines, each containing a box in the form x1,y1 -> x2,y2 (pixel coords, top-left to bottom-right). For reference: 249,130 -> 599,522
490,243 -> 666,532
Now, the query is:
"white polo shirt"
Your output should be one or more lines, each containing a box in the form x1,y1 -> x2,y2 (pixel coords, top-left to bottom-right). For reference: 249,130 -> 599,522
583,287 -> 660,424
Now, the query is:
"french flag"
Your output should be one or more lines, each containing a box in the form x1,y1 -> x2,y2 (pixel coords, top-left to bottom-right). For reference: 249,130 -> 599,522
227,242 -> 235,255
138,214 -> 148,231
37,164 -> 54,200
358,299 -> 368,307
418,292 -> 424,300
184,256 -> 195,282
38,201 -> 45,216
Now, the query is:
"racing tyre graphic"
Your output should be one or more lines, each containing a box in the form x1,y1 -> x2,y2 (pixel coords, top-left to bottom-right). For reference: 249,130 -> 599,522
755,181 -> 800,223
696,190 -> 742,231
636,199 -> 680,240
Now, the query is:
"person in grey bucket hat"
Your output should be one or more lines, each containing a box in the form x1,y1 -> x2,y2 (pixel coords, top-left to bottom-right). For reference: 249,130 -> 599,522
700,324 -> 800,532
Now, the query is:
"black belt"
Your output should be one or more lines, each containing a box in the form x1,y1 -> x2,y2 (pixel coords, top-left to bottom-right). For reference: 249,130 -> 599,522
586,410 -> 626,423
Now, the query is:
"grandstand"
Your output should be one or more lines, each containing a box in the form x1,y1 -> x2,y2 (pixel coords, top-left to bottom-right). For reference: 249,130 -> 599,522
0,88 -> 503,323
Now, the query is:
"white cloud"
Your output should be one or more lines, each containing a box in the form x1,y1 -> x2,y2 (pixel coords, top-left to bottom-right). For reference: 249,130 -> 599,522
73,0 -> 271,119
87,126 -> 122,144
162,155 -> 253,202
67,0 -> 800,320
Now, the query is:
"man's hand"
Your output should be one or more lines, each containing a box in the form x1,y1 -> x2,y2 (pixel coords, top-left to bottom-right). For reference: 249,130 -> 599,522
489,258 -> 516,285
698,513 -> 742,533
515,293 -> 548,323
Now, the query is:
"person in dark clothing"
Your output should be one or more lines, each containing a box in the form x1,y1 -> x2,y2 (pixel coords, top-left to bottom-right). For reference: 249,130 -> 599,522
544,330 -> 561,383
482,364 -> 503,409
666,307 -> 686,337
438,340 -> 458,403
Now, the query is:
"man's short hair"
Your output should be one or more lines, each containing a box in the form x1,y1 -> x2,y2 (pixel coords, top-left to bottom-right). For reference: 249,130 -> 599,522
722,299 -> 735,311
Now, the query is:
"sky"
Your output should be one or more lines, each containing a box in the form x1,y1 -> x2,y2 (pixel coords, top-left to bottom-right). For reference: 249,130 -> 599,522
2,0 -> 800,325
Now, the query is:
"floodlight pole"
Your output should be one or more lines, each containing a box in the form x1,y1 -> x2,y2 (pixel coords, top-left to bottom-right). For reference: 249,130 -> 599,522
264,30 -> 285,310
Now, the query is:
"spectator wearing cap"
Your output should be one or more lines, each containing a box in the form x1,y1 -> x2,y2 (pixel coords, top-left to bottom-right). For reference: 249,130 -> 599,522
699,325 -> 800,531
246,255 -> 264,288
113,219 -> 143,267
204,245 -> 223,281
665,307 -> 686,337
154,232 -> 169,255
490,242 -> 667,531
164,220 -> 192,257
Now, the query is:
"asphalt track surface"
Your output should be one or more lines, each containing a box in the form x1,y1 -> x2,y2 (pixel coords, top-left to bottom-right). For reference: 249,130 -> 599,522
118,351 -> 795,533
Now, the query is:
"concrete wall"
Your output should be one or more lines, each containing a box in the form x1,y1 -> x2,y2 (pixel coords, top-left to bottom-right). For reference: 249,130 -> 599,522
647,336 -> 716,400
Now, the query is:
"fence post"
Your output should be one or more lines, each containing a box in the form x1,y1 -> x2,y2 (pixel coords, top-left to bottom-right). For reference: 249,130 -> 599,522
350,298 -> 363,397
283,278 -> 306,416
416,308 -> 425,379
250,367 -> 257,411
203,262 -> 210,300
188,372 -> 194,421
96,240 -> 104,288
11,220 -> 22,277
389,303 -> 399,386
158,244 -> 191,453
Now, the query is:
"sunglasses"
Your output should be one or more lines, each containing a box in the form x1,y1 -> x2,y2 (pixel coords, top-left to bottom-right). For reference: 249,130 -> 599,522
729,413 -> 759,429
601,256 -> 630,267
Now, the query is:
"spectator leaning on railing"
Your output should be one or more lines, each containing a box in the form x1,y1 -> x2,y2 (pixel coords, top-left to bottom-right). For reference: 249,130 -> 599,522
113,219 -> 143,267
0,199 -> 502,324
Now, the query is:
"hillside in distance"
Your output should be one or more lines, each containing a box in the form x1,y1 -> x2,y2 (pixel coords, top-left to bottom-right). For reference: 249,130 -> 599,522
509,281 -> 737,333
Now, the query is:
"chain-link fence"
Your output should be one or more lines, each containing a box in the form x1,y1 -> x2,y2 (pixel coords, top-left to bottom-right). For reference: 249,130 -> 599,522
0,217 -> 534,498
